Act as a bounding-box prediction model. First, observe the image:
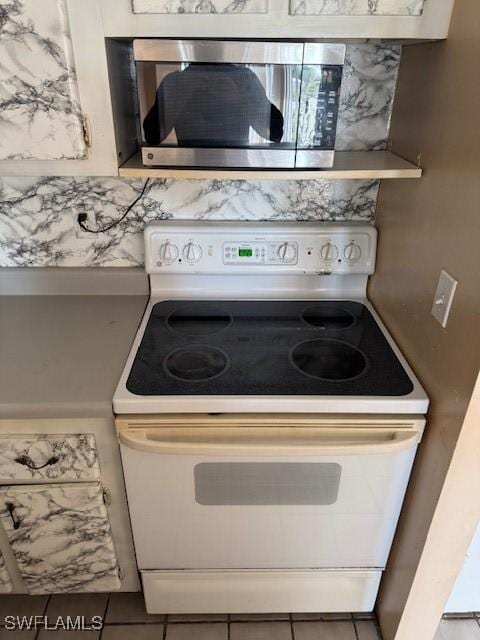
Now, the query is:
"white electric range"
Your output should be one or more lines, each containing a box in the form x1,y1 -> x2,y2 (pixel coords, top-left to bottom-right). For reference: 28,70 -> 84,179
114,221 -> 428,614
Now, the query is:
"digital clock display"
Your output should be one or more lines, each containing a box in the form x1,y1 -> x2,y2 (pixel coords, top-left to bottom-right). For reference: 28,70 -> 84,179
239,248 -> 253,257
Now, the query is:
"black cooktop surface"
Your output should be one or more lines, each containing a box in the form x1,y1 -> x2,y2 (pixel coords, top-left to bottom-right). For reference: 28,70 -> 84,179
126,300 -> 414,397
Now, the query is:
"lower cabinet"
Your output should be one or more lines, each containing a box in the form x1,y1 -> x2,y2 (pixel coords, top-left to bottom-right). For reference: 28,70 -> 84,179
0,482 -> 121,594
0,550 -> 13,593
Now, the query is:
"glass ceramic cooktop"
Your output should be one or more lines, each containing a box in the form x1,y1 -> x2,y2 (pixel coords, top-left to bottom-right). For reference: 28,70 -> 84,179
126,300 -> 414,397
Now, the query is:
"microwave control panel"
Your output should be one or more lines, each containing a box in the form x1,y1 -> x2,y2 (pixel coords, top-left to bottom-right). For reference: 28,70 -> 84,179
313,65 -> 343,150
145,222 -> 377,276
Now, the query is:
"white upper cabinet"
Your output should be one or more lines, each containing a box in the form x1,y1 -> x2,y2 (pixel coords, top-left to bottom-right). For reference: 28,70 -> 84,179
0,0 -> 86,161
0,0 -> 118,176
132,0 -> 268,13
289,0 -> 424,16
104,0 -> 455,41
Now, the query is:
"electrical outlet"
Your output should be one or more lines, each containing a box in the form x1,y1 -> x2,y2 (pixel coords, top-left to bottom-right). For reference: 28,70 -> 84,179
82,209 -> 97,227
432,270 -> 458,328
75,208 -> 96,237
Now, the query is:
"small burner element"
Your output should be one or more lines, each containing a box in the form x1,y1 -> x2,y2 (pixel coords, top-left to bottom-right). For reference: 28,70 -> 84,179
164,345 -> 230,382
302,304 -> 355,330
166,304 -> 232,336
290,339 -> 368,382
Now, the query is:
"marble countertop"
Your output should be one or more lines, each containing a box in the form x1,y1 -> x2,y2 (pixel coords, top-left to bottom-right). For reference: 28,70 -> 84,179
0,269 -> 148,419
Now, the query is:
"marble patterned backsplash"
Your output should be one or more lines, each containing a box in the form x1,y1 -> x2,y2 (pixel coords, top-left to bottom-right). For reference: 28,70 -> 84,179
0,44 -> 399,267
0,177 -> 379,267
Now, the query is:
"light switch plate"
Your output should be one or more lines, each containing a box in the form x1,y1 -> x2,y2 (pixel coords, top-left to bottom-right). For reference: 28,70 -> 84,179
432,270 -> 458,328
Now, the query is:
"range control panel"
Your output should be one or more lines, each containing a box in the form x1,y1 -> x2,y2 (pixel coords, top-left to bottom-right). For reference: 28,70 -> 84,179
224,241 -> 298,266
145,222 -> 377,275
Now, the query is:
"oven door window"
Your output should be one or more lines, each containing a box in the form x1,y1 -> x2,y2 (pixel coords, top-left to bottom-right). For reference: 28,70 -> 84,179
136,62 -> 301,149
194,462 -> 341,506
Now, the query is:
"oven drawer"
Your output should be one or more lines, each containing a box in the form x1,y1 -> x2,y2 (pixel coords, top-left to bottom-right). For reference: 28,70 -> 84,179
119,425 -> 419,570
0,434 -> 100,483
141,569 -> 381,614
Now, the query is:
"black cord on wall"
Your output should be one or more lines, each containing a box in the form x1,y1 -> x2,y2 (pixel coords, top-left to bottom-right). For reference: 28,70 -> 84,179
77,178 -> 151,233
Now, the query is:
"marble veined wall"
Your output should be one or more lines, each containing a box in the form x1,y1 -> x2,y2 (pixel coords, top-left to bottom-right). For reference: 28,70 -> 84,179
0,45 -> 400,267
0,178 -> 379,266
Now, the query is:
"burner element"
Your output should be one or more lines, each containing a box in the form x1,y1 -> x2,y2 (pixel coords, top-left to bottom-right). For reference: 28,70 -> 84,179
290,339 -> 368,382
166,304 -> 232,336
302,304 -> 355,330
164,345 -> 230,382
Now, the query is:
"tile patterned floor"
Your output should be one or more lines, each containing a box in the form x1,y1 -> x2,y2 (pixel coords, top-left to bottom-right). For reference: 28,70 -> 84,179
0,593 -> 479,639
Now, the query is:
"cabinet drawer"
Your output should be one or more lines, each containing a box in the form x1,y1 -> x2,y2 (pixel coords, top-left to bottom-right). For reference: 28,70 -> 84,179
132,0 -> 268,13
289,0 -> 424,16
0,435 -> 100,483
0,551 -> 13,593
0,482 -> 121,594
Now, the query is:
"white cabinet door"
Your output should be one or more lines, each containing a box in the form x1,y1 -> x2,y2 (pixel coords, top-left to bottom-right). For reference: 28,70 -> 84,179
104,0 -> 454,42
289,0 -> 424,16
0,551 -> 13,593
0,0 -> 118,176
0,0 -> 86,160
0,482 -> 121,594
132,0 -> 268,13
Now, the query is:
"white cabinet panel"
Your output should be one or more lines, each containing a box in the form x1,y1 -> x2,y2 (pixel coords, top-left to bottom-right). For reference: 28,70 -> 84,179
290,0 -> 424,15
0,434 -> 100,483
0,0 -> 86,160
0,482 -> 121,594
103,0 -> 454,43
0,551 -> 13,593
132,0 -> 268,13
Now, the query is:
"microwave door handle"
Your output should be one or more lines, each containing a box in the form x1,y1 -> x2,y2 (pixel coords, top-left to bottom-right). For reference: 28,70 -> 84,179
118,428 -> 420,457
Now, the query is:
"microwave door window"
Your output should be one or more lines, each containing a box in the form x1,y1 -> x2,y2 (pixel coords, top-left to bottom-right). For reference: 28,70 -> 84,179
140,63 -> 300,149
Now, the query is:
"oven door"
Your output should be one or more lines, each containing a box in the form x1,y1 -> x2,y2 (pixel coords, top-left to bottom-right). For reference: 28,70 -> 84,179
134,40 -> 344,168
119,424 -> 419,570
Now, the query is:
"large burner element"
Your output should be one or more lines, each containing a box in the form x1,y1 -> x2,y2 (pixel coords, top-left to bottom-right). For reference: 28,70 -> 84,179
166,304 -> 232,336
290,339 -> 368,382
164,345 -> 230,382
302,304 -> 355,330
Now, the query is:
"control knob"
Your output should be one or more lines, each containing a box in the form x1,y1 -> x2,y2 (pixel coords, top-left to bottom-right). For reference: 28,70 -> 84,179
320,242 -> 339,262
277,242 -> 296,263
159,240 -> 179,263
183,241 -> 203,263
344,241 -> 362,263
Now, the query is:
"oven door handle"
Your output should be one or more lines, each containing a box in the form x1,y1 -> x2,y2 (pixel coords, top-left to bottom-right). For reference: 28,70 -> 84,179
118,428 -> 420,457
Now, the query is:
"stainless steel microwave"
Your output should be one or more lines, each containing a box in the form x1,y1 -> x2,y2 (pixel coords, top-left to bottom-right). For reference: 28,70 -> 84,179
133,40 -> 345,169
